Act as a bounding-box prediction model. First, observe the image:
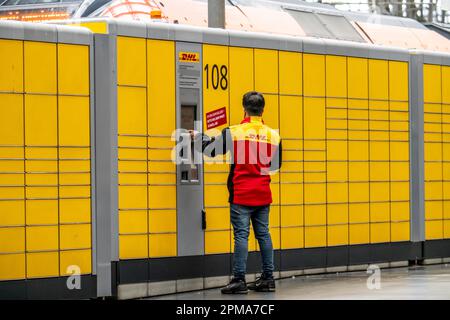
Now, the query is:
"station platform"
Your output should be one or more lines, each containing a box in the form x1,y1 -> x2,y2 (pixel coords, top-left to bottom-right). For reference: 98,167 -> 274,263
146,264 -> 450,300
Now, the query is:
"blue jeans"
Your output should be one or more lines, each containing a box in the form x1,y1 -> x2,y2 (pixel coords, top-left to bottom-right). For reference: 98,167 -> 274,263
230,203 -> 274,280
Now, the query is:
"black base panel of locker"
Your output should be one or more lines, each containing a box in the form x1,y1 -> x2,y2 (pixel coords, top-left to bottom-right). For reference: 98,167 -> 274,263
116,242 -> 421,285
0,275 -> 96,300
423,239 -> 450,259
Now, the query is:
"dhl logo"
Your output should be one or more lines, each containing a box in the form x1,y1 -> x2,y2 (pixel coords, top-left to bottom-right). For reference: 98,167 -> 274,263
179,52 -> 200,63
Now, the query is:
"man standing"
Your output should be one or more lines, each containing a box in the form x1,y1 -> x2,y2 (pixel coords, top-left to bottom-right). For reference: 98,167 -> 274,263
190,91 -> 282,294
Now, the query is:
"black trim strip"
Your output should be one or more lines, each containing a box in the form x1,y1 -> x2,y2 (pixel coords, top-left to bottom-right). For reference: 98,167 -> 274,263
0,275 -> 96,300
116,241 -> 425,285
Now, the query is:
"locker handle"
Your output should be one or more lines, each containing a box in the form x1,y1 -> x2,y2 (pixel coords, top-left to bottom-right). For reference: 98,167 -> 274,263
202,209 -> 206,230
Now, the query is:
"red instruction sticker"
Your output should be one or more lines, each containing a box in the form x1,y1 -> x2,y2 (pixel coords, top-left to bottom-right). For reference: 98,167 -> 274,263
206,107 -> 227,130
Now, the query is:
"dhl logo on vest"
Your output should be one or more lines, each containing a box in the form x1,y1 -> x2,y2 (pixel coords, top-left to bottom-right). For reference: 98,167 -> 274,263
178,52 -> 200,63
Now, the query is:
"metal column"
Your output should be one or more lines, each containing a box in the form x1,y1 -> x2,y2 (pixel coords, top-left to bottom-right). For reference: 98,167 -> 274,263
93,33 -> 119,297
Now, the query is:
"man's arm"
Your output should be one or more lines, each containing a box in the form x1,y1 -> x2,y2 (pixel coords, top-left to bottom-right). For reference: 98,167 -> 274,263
269,139 -> 282,173
194,128 -> 232,158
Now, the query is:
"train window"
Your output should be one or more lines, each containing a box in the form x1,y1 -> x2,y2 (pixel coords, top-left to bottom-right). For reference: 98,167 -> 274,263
285,9 -> 333,39
316,13 -> 365,42
285,8 -> 364,42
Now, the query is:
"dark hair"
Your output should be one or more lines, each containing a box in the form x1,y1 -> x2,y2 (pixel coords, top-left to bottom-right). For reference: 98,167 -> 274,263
242,91 -> 265,116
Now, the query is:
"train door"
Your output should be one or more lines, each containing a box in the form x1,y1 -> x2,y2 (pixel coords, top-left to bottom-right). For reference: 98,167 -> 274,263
175,42 -> 204,256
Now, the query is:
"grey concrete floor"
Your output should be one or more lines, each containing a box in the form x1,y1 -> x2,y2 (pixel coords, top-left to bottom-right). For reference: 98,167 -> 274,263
147,263 -> 450,300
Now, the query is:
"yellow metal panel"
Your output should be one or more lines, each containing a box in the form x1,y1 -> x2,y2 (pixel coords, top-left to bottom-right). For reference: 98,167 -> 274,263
0,253 -> 25,280
25,95 -> 57,146
149,210 -> 177,233
60,199 -> 91,224
369,142 -> 389,161
205,230 -> 231,254
391,201 -> 410,221
148,40 -> 175,136
0,201 -> 24,227
327,183 -> 348,203
425,220 -> 443,240
24,41 -> 57,94
304,184 -> 326,204
280,184 -> 302,205
59,96 -> 90,147
26,200 -> 58,225
280,95 -> 302,138
370,222 -> 390,243
326,55 -> 347,97
60,224 -> 91,250
304,98 -> 325,139
0,227 -> 24,253
204,207 -> 229,230
304,54 -> 325,97
119,210 -> 147,234
370,162 -> 390,181
262,94 -> 279,130
254,49 -> 278,94
60,249 -> 92,275
327,141 -> 347,160
59,186 -> 90,198
442,66 -> 450,103
370,202 -> 390,222
280,205 -> 303,226
24,41 -> 56,94
117,36 -> 146,86
0,39 -> 23,92
349,223 -> 369,244
204,184 -> 228,207
26,226 -> 58,251
370,182 -> 390,202
349,203 -> 370,223
58,44 -> 89,95
0,94 -> 23,146
119,234 -> 148,259
391,181 -> 409,201
423,64 -> 441,103
348,57 -> 368,99
391,221 -> 410,242
425,201 -> 443,220
327,162 -> 347,182
281,227 -> 303,249
349,182 -> 369,203
327,225 -> 348,246
389,61 -> 409,101
149,233 -> 177,257
444,219 -> 450,238
390,141 -> 409,161
304,226 -> 326,248
304,204 -> 326,225
68,21 -> 108,34
368,59 -> 388,100
229,47 -> 253,125
148,186 -> 176,209
26,252 -> 59,278
118,87 -> 147,136
119,186 -> 147,209
203,44 -> 229,135
425,162 -> 442,181
327,204 -> 348,224
279,51 -> 302,95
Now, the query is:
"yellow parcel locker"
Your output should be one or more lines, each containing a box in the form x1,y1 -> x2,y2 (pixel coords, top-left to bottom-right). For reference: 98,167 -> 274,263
389,61 -> 409,102
0,39 -> 23,92
24,41 -> 56,94
58,43 -> 90,96
326,55 -> 347,98
348,57 -> 368,99
254,49 -> 278,94
58,96 -> 90,147
117,36 -> 146,87
229,47 -> 254,125
25,95 -> 57,147
423,64 -> 442,103
368,59 -> 389,100
279,51 -> 302,95
304,54 -> 325,97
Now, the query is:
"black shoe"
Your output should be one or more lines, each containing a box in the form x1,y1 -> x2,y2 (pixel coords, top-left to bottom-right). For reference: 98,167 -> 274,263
221,278 -> 248,294
248,276 -> 276,292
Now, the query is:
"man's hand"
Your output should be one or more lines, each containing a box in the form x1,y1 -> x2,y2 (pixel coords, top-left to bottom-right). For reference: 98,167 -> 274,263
188,130 -> 199,140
